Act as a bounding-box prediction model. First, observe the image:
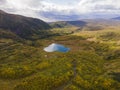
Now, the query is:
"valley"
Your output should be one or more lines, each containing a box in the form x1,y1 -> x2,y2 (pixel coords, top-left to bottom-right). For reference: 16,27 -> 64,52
0,10 -> 120,90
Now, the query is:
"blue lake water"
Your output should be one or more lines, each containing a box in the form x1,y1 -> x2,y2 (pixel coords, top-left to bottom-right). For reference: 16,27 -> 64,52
44,43 -> 70,52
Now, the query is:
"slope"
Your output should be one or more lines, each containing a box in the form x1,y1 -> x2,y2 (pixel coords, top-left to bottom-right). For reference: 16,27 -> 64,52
0,10 -> 51,39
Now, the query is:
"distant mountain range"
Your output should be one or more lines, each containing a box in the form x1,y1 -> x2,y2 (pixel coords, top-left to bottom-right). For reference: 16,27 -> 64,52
40,12 -> 80,21
40,11 -> 120,21
1,9 -> 120,40
49,21 -> 87,28
113,17 -> 120,20
50,19 -> 120,32
0,10 -> 51,39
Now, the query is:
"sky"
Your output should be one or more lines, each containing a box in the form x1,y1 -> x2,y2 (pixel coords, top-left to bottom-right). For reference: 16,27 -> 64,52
0,0 -> 120,21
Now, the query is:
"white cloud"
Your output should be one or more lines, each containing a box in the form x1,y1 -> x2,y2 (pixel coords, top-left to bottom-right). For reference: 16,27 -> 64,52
76,0 -> 120,13
0,0 -> 6,5
0,0 -> 120,21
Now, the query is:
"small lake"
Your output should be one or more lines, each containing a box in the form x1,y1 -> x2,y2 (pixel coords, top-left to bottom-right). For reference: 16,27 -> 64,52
44,43 -> 70,52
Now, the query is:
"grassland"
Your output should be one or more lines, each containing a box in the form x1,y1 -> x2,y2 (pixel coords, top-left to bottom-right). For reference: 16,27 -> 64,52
0,27 -> 120,90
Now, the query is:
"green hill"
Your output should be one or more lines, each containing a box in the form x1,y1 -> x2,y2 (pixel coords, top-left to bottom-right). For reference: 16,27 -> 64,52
0,10 -> 51,39
49,20 -> 87,28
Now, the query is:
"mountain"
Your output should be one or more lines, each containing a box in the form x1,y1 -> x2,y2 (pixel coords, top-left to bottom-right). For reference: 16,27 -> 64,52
49,20 -> 87,28
39,11 -> 120,21
40,12 -> 80,21
0,10 -> 51,39
50,19 -> 120,32
113,17 -> 120,20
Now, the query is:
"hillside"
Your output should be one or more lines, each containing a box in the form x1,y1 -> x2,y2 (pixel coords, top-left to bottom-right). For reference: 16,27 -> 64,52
50,20 -> 87,28
0,10 -> 120,90
50,19 -> 120,31
0,10 -> 51,39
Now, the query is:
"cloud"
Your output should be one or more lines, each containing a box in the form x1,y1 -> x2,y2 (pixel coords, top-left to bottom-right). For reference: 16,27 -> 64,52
76,0 -> 120,13
0,0 -> 120,21
0,0 -> 6,4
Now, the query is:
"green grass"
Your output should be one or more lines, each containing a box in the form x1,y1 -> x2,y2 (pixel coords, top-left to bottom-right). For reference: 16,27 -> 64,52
0,31 -> 120,90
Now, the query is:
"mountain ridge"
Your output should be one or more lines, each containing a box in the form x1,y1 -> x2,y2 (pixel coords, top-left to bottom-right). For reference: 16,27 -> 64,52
113,17 -> 120,20
0,10 -> 51,39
